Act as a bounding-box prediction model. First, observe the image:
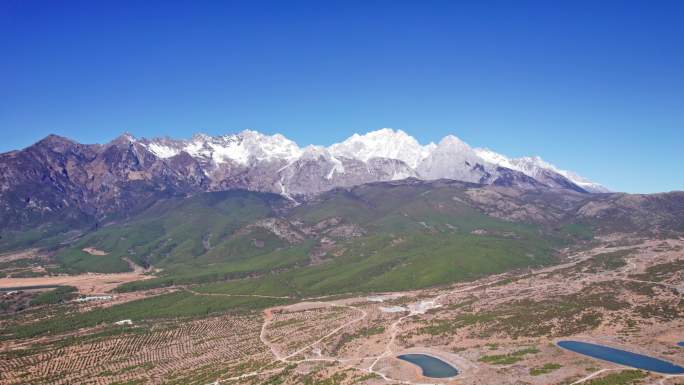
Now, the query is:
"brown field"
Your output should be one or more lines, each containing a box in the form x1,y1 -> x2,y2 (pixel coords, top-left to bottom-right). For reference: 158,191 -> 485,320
81,247 -> 109,256
0,261 -> 150,295
0,314 -> 271,385
0,249 -> 48,263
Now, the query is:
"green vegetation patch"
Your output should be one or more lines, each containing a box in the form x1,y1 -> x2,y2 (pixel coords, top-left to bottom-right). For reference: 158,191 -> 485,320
577,249 -> 632,273
192,228 -> 558,298
478,347 -> 539,365
3,290 -> 290,340
54,191 -> 283,274
585,370 -> 647,385
0,219 -> 91,253
491,283 -> 630,337
417,313 -> 496,337
422,282 -> 631,339
630,259 -> 684,282
559,223 -> 594,241
109,380 -> 145,385
78,185 -> 567,298
333,325 -> 386,353
529,363 -> 562,376
30,286 -> 77,306
53,249 -> 132,274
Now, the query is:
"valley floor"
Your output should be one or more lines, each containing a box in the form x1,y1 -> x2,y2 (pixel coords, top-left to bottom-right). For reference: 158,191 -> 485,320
1,235 -> 682,385
0,257 -> 150,295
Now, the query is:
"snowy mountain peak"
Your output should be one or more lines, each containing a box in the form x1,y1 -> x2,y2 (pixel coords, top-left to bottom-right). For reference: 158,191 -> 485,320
191,132 -> 211,141
144,130 -> 302,165
328,128 -> 430,168
474,148 -> 515,169
436,134 -> 470,150
474,148 -> 609,193
300,145 -> 332,160
231,129 -> 302,163
142,128 -> 608,194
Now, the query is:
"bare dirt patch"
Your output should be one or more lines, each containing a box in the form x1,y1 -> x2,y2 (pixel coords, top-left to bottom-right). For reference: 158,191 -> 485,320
0,248 -> 48,263
0,261 -> 150,295
81,247 -> 108,256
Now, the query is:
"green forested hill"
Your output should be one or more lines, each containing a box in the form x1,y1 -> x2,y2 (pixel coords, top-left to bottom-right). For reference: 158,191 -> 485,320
44,181 -> 581,296
7,179 -> 682,297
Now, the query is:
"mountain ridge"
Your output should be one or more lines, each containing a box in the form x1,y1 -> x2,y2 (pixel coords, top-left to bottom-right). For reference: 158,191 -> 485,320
135,128 -> 607,193
0,129 -> 615,236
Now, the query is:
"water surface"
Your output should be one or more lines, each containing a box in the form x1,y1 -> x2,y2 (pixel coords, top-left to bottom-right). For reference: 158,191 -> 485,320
397,353 -> 458,378
557,340 -> 684,374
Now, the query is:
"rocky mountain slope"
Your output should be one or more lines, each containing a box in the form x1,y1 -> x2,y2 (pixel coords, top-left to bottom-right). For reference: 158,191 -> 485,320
0,129 -> 609,232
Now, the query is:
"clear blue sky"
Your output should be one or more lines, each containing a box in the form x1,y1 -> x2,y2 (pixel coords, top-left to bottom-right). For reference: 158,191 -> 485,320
1,1 -> 682,193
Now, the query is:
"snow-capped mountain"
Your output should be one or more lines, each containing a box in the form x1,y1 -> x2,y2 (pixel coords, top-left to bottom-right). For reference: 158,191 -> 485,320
328,128 -> 434,169
138,128 -> 606,195
143,130 -> 302,166
0,128 -> 609,229
416,135 -> 489,183
474,148 -> 610,193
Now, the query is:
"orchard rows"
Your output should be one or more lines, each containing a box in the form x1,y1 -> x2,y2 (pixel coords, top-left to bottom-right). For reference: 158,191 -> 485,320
0,314 -> 266,385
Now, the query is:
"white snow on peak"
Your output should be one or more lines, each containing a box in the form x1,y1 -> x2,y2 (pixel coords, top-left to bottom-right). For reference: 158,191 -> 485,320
437,134 -> 471,151
474,148 -> 609,193
145,130 -> 302,165
147,143 -> 180,158
299,145 -> 345,179
234,130 -> 302,163
417,134 -> 486,182
141,128 -> 607,192
200,130 -> 302,165
328,128 -> 432,168
474,148 -> 516,169
299,145 -> 330,160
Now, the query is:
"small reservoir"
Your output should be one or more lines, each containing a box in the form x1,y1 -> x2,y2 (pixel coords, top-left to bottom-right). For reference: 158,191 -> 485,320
557,341 -> 684,374
397,354 -> 459,378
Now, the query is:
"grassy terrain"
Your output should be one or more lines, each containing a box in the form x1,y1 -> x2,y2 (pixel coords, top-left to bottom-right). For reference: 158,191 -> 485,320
11,184 -> 591,301
415,313 -> 496,337
2,290 -> 290,340
192,229 -> 556,297
53,250 -> 132,274
584,370 -> 647,385
333,325 -> 386,353
0,215 -> 92,253
559,223 -> 594,241
30,286 -> 77,306
0,184 -> 589,342
576,249 -> 632,273
413,281 -> 640,339
478,347 -> 540,365
51,190 -> 285,274
529,363 -> 562,376
630,259 -> 684,282
175,185 -> 572,297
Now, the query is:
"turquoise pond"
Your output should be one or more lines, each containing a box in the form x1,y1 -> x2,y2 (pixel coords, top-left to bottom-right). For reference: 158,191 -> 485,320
557,341 -> 684,374
397,354 -> 459,378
